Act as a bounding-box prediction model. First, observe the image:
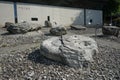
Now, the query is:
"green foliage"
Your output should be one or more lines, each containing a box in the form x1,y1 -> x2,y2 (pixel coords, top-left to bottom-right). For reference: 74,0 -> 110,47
104,0 -> 120,16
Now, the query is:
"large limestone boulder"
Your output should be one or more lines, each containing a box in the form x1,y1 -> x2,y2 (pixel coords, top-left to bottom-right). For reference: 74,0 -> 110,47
7,22 -> 41,34
50,26 -> 67,36
40,35 -> 98,68
102,26 -> 120,37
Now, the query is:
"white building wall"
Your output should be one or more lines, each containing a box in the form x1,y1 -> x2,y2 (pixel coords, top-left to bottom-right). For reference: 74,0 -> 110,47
59,8 -> 84,26
0,2 -> 103,28
86,9 -> 103,27
0,1 -> 14,26
17,3 -> 84,27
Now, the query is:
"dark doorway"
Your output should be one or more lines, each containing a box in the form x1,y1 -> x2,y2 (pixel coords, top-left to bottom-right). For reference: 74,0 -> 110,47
47,16 -> 50,21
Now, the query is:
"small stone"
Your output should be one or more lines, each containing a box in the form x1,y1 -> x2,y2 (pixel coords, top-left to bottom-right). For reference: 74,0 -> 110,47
43,76 -> 47,79
27,71 -> 35,77
25,76 -> 32,80
38,76 -> 42,80
9,78 -> 13,80
66,74 -> 69,77
0,67 -> 2,74
62,78 -> 66,80
29,66 -> 33,70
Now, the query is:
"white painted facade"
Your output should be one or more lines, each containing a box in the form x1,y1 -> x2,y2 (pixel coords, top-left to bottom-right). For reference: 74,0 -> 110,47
0,2 -> 103,27
0,1 -> 15,26
17,3 -> 85,27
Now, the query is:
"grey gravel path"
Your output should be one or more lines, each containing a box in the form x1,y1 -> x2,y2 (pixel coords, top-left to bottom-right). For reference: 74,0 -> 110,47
0,43 -> 40,54
0,27 -> 120,80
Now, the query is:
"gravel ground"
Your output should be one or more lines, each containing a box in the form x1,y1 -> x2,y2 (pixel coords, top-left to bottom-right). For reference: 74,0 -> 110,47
0,27 -> 120,80
0,30 -> 45,48
0,45 -> 120,80
93,35 -> 120,43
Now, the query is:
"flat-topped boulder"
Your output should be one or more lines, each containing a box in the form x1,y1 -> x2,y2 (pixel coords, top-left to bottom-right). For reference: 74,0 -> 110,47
102,26 -> 120,37
7,22 -> 42,34
50,25 -> 67,36
40,35 -> 98,68
71,25 -> 86,30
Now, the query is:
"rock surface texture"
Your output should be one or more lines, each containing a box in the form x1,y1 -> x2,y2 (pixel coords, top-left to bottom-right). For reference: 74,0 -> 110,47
50,26 -> 67,36
40,35 -> 98,68
4,22 -> 14,28
7,22 -> 41,34
44,20 -> 52,27
71,25 -> 86,30
102,26 -> 120,37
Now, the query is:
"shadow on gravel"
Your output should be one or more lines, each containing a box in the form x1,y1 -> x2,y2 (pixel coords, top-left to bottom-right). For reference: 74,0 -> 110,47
44,33 -> 54,36
44,33 -> 62,37
91,34 -> 120,39
1,32 -> 19,36
28,49 -> 66,66
91,34 -> 112,38
1,32 -> 11,35
91,34 -> 120,43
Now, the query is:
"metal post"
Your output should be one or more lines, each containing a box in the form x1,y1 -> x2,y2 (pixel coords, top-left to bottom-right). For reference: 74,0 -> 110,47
14,2 -> 18,23
60,35 -> 64,46
95,24 -> 98,41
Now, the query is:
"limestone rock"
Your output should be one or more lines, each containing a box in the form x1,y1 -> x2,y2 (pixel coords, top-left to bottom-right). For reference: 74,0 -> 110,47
40,35 -> 98,68
7,22 -> 41,34
4,22 -> 14,28
102,26 -> 120,37
50,26 -> 67,36
71,25 -> 86,30
44,20 -> 52,27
